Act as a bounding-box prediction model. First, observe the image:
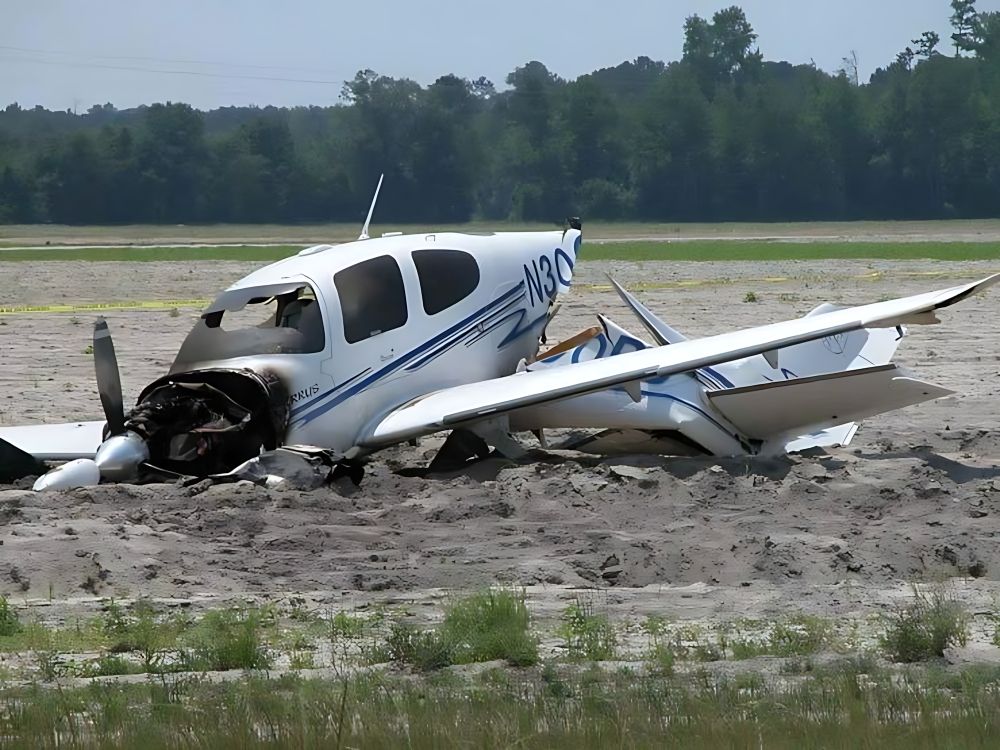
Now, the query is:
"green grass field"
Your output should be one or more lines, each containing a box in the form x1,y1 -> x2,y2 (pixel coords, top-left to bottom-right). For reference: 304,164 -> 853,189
3,241 -> 1000,262
0,244 -> 301,262
588,241 -> 1000,262
3,218 -> 1000,246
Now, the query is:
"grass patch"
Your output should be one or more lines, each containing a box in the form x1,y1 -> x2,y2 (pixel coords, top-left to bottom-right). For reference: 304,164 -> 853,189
0,245 -> 301,262
179,606 -> 273,671
583,240 -> 1000,262
441,588 -> 538,667
324,608 -> 391,668
327,610 -> 372,640
0,596 -> 21,637
101,599 -> 185,673
725,615 -> 833,660
767,615 -> 832,656
641,616 -> 675,675
880,588 -> 969,662
75,654 -> 147,678
387,589 -> 538,671
387,622 -> 455,672
0,617 -> 106,655
559,599 -> 617,661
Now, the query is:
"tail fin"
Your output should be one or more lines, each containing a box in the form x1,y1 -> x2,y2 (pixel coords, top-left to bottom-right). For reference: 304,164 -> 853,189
605,279 -> 907,385
607,275 -> 687,345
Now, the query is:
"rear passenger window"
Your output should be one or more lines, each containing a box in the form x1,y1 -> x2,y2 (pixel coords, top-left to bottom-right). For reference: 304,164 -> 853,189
413,249 -> 481,315
334,255 -> 408,343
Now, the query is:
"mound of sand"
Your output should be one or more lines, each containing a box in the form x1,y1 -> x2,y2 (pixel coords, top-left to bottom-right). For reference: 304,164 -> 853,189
1,258 -> 998,622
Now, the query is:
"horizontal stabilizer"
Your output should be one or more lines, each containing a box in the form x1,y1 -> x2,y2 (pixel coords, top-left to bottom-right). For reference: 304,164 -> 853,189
0,421 -> 106,461
707,365 -> 952,441
784,423 -> 860,453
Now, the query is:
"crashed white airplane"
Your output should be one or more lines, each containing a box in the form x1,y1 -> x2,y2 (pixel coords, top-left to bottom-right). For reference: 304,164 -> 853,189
1,206 -> 996,490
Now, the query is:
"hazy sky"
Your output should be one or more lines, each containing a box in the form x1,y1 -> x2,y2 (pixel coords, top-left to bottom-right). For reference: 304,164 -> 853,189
3,0 -> 998,111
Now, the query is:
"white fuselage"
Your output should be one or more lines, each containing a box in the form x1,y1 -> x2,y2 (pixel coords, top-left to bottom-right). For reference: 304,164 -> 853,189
166,226 -> 916,461
171,229 -> 582,456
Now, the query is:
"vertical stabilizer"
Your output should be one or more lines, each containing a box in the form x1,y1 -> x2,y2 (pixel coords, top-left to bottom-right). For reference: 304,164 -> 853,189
607,275 -> 687,345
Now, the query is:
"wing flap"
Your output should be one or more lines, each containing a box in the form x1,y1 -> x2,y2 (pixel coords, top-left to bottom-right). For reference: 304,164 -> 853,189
707,365 -> 952,440
0,421 -> 106,461
363,275 -> 997,446
783,423 -> 860,453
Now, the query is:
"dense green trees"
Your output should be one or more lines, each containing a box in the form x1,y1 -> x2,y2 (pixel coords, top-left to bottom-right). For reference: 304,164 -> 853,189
2,1 -> 1000,225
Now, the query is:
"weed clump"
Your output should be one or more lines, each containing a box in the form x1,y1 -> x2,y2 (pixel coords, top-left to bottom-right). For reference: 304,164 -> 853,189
325,608 -> 390,667
443,589 -> 538,667
181,606 -> 272,671
387,589 -> 538,672
101,599 -> 184,672
559,600 -> 617,661
768,615 -> 831,656
0,596 -> 21,637
880,589 -> 968,662
726,615 -> 832,660
78,654 -> 146,678
387,622 -> 453,672
641,616 -> 675,674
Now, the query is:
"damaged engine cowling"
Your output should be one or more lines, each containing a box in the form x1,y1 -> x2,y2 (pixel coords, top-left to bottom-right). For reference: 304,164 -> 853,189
125,368 -> 289,477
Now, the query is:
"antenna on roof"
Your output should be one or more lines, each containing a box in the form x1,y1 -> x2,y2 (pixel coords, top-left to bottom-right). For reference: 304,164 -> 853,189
358,173 -> 384,241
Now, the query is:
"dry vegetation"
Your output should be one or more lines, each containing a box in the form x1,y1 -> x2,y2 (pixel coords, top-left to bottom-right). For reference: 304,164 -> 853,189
0,588 -> 998,746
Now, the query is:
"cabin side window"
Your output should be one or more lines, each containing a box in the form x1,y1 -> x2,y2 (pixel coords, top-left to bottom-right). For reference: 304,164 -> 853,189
334,255 -> 408,343
412,249 -> 481,315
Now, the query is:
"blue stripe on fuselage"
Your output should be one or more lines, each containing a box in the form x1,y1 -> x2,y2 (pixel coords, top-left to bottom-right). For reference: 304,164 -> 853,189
293,283 -> 528,426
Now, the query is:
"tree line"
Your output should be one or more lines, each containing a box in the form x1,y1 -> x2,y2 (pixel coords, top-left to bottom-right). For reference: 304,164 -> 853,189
1,0 -> 999,225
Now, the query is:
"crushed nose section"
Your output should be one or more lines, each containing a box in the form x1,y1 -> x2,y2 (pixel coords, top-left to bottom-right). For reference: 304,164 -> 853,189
126,368 -> 289,477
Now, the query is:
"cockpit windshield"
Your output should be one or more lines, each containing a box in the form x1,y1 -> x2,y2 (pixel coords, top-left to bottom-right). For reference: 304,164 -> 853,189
171,281 -> 325,372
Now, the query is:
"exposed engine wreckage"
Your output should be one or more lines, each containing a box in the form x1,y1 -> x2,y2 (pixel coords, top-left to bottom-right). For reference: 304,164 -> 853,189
121,369 -> 289,479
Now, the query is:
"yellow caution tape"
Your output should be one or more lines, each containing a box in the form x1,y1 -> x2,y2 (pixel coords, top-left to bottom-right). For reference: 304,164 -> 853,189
0,299 -> 208,315
580,269 -> 988,292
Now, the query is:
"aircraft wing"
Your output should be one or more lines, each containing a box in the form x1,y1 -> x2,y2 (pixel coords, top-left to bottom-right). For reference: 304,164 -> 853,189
362,275 -> 998,446
0,421 -> 106,461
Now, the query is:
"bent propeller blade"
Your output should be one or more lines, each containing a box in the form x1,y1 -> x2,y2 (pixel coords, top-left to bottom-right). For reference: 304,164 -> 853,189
93,318 -> 126,436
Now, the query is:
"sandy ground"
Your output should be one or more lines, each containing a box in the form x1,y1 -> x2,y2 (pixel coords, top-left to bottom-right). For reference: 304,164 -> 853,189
1,257 -> 1000,637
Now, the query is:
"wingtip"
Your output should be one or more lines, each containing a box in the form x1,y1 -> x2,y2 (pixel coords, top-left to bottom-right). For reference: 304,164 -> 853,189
933,272 -> 1000,310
